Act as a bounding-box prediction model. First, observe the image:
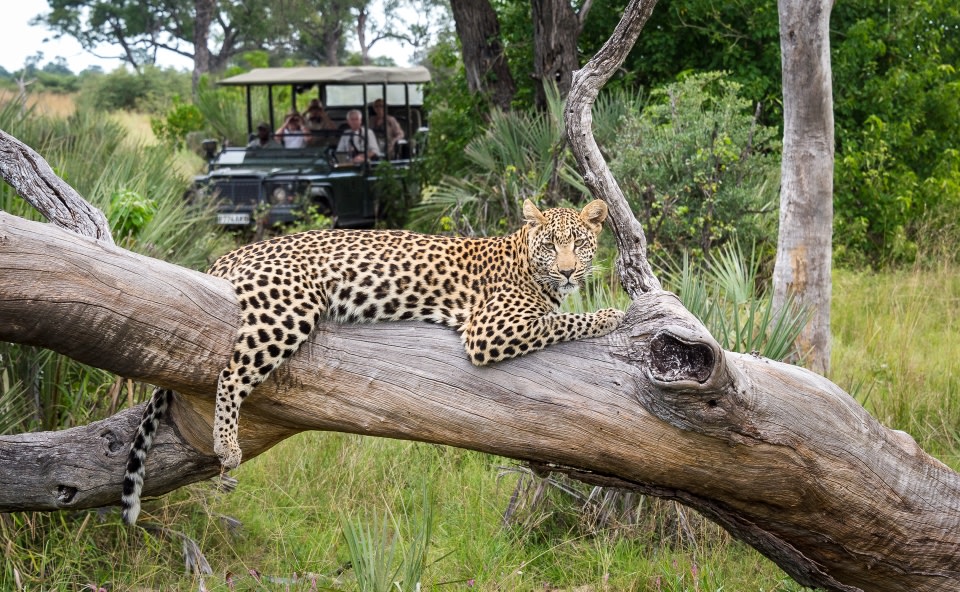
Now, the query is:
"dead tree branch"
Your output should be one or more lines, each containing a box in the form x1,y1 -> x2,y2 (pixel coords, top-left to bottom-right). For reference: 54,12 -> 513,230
0,129 -> 113,243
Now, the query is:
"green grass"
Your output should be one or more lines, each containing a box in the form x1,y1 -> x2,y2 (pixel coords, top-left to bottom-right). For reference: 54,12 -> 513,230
831,263 -> 960,463
0,434 -> 802,591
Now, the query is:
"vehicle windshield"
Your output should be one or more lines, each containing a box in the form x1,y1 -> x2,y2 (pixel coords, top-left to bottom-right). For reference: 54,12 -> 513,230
324,84 -> 425,107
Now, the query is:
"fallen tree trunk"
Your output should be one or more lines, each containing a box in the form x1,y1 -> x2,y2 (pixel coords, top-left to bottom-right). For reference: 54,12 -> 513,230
2,210 -> 960,592
2,0 -> 960,590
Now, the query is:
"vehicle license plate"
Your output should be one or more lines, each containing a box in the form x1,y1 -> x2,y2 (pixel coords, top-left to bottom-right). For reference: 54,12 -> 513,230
217,213 -> 251,225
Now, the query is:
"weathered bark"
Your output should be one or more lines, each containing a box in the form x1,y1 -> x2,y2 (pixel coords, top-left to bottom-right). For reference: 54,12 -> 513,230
2,2 -> 960,591
0,130 -> 113,244
772,0 -> 834,374
565,0 -> 661,297
449,0 -> 517,111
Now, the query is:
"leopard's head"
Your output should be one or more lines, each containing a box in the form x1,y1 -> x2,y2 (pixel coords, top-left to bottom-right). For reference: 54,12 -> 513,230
523,199 -> 608,294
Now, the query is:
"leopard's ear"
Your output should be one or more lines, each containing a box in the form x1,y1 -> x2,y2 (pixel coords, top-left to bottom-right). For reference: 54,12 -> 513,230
523,199 -> 548,226
579,199 -> 608,233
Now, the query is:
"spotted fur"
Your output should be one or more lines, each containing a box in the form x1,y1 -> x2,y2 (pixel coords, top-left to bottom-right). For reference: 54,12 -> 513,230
121,199 -> 623,524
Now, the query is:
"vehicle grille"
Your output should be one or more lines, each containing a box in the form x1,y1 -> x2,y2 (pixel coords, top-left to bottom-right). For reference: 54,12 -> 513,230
265,180 -> 311,205
210,179 -> 261,206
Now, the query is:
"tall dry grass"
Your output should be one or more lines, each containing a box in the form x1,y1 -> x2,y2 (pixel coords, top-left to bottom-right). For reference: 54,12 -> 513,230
832,259 -> 960,463
0,90 -> 76,118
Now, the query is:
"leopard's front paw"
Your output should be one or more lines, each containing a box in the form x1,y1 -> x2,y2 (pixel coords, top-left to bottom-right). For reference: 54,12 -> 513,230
593,308 -> 626,336
214,436 -> 243,470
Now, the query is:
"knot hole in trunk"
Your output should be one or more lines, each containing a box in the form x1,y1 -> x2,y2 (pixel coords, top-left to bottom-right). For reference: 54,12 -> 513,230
649,332 -> 715,383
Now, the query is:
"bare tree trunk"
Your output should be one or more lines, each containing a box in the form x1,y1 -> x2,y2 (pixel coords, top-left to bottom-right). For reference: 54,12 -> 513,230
1,2 -> 959,590
531,0 -> 592,107
449,0 -> 517,111
321,2 -> 347,66
356,6 -> 371,65
192,0 -> 215,99
772,0 -> 834,374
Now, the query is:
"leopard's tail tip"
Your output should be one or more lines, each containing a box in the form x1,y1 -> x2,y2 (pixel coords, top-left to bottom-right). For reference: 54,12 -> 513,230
121,466 -> 144,525
120,386 -> 171,526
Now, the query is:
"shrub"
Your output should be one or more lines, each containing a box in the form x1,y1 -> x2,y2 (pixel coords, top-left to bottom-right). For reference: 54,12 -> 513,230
150,96 -> 207,149
417,33 -> 490,186
606,72 -> 780,262
831,0 -> 960,266
77,65 -> 191,113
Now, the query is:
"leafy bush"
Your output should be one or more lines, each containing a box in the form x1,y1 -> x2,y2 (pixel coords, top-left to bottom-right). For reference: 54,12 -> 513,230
77,65 -> 191,113
109,188 -> 158,243
832,0 -> 960,266
418,34 -> 490,185
606,72 -> 780,262
150,96 -> 207,149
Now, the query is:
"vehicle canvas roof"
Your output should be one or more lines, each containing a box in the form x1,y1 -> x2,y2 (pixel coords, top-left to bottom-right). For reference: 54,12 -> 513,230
219,66 -> 432,86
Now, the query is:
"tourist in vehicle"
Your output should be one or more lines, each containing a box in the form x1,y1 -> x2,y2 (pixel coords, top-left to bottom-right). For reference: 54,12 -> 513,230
247,122 -> 281,149
303,99 -> 337,146
303,99 -> 335,129
369,99 -> 404,158
336,109 -> 382,164
276,111 -> 310,149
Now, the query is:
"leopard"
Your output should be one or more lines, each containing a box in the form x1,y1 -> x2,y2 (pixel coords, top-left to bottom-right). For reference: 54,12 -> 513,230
120,199 -> 624,524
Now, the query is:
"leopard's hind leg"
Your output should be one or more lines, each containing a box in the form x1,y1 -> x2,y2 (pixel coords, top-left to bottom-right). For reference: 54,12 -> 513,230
214,268 -> 324,468
121,386 -> 173,524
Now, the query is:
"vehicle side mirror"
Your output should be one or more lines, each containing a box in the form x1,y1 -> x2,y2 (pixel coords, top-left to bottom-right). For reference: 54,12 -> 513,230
201,139 -> 219,161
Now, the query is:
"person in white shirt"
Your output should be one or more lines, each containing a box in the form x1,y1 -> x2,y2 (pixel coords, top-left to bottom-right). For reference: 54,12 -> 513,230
276,111 -> 310,149
336,109 -> 382,164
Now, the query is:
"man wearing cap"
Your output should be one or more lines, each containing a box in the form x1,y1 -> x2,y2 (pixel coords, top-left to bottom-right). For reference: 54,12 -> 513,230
247,123 -> 281,149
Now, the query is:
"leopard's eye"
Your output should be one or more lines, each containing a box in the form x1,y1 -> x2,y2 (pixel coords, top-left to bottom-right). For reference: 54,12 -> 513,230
542,239 -> 555,251
574,238 -> 588,249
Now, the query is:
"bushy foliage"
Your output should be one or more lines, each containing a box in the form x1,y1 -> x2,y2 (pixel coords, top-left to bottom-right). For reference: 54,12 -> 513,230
489,0 -> 959,267
832,0 -> 960,266
150,96 -> 207,149
605,72 -> 780,261
418,33 -> 490,185
109,188 -> 158,242
76,65 -> 191,113
0,56 -> 84,94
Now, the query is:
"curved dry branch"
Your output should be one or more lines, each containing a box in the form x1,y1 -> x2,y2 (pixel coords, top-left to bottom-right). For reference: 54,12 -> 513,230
0,128 -> 113,243
565,0 -> 661,297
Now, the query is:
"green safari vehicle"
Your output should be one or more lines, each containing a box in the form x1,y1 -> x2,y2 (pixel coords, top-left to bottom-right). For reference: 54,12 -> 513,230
192,66 -> 429,229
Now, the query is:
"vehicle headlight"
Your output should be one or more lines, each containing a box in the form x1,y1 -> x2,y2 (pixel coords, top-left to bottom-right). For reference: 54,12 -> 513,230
271,186 -> 289,204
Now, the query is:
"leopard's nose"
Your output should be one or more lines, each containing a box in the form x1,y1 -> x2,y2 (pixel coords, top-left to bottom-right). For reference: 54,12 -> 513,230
559,268 -> 575,280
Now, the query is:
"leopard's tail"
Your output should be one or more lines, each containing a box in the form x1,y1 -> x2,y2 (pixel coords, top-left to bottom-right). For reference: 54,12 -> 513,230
121,387 -> 173,525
